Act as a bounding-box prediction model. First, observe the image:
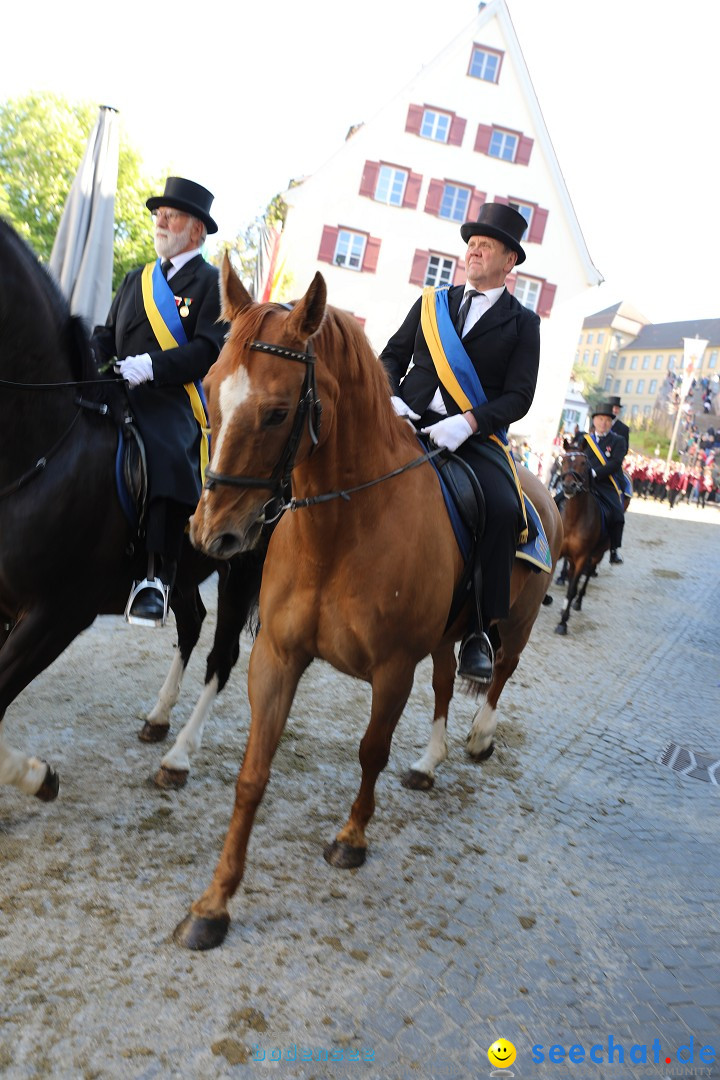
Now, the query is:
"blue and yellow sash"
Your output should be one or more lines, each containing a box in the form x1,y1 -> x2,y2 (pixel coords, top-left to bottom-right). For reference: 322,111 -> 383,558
584,432 -> 622,500
141,259 -> 210,483
420,286 -> 528,544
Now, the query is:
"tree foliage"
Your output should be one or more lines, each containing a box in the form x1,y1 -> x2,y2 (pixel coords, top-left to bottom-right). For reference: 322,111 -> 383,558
0,92 -> 169,291
212,189 -> 293,298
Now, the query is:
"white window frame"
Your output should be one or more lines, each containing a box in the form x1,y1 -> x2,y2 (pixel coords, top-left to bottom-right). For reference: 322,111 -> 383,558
649,379 -> 658,394
642,355 -> 651,369
375,165 -> 408,207
439,184 -> 471,222
469,47 -> 500,83
513,276 -> 540,312
424,254 -> 456,288
625,379 -> 634,393
513,201 -> 534,233
488,129 -> 518,162
334,230 -> 367,271
636,379 -> 645,394
421,109 -> 451,143
654,355 -> 664,369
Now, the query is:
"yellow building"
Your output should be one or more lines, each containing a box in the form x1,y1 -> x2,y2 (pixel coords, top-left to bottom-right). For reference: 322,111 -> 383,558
577,305 -> 720,426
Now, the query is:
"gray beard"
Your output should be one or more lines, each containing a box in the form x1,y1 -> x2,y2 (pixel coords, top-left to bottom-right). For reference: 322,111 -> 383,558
154,221 -> 194,260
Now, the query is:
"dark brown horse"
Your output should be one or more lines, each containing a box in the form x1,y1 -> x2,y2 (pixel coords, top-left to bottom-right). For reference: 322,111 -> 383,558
553,449 -> 611,635
0,218 -> 263,798
172,257 -> 563,949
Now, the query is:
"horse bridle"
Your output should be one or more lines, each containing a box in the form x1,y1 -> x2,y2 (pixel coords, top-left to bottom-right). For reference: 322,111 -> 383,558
560,451 -> 590,498
203,338 -> 322,500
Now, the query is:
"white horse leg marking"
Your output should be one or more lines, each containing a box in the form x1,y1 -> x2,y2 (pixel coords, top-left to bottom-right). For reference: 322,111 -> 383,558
0,733 -> 49,795
160,674 -> 220,776
409,716 -> 448,781
466,699 -> 497,757
146,648 -> 185,728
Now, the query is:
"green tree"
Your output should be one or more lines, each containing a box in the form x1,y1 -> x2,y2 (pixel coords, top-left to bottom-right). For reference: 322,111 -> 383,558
212,189 -> 294,298
0,92 -> 169,292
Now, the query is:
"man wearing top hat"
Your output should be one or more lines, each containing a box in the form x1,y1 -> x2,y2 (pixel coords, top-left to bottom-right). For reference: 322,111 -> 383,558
608,395 -> 630,457
380,202 -> 540,684
92,177 -> 227,626
584,402 -> 626,564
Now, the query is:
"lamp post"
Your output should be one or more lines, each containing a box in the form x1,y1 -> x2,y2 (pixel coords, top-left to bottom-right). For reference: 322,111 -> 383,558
666,336 -> 708,468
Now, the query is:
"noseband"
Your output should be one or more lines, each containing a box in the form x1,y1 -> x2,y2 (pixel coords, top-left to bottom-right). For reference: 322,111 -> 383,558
203,337 -> 322,499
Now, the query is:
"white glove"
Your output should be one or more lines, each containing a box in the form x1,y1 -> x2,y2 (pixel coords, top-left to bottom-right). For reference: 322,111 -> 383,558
390,396 -> 420,421
422,414 -> 473,451
591,468 -> 597,478
115,354 -> 154,387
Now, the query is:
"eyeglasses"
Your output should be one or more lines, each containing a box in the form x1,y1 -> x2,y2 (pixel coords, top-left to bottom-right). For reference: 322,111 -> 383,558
151,208 -> 188,224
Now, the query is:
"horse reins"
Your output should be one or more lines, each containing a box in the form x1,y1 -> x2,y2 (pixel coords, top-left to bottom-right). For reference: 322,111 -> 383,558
202,338 -> 446,515
0,375 -> 115,501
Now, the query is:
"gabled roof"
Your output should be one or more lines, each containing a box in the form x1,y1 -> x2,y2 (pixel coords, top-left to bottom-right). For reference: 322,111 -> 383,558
582,302 -> 650,329
621,319 -> 720,350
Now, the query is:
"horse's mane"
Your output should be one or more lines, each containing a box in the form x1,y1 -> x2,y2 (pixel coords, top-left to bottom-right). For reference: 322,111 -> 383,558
0,217 -> 96,383
238,300 -> 406,449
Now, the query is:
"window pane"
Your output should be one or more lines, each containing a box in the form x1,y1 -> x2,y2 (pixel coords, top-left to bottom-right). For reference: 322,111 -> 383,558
375,165 -> 407,206
334,230 -> 366,271
425,255 -> 455,287
421,109 -> 450,142
439,184 -> 471,222
636,379 -> 645,393
514,276 -> 540,312
649,380 -> 657,393
625,379 -> 633,393
488,130 -> 517,161
470,47 -> 499,82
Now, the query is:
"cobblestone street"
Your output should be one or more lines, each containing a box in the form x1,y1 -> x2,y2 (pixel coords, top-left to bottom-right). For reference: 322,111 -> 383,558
1,498 -> 719,1080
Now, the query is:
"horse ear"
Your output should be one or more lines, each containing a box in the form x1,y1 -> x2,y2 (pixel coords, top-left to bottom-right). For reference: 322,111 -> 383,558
220,251 -> 253,322
288,271 -> 327,339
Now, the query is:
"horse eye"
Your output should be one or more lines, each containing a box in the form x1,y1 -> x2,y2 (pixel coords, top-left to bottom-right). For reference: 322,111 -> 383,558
262,408 -> 289,428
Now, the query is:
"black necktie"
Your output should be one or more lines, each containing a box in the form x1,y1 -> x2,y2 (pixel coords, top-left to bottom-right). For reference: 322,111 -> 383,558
161,259 -> 173,279
455,289 -> 481,336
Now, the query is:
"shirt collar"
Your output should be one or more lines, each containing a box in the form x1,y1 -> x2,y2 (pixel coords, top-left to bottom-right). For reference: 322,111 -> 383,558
164,246 -> 203,279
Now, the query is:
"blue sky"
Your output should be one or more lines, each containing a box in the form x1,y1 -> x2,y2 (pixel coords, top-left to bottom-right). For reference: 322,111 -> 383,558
3,0 -> 718,323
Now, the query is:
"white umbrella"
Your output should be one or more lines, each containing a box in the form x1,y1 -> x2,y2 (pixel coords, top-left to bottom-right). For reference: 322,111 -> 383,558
49,104 -> 119,330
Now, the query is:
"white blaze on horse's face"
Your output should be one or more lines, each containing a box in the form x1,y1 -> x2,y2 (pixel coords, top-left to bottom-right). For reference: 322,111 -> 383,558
211,367 -> 252,472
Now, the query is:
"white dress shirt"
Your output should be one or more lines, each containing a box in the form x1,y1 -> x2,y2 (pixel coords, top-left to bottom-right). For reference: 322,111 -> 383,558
163,246 -> 204,282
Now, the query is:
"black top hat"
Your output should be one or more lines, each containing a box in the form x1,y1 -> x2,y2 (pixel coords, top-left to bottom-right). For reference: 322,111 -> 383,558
608,395 -> 623,408
592,402 -> 615,419
460,202 -> 527,264
146,177 -> 218,234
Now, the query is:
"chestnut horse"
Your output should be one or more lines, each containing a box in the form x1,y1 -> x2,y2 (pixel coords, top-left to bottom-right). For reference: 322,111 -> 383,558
0,217 -> 263,799
172,258 -> 563,950
554,449 -> 610,635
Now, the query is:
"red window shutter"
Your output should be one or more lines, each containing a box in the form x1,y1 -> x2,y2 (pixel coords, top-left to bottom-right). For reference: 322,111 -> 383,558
528,206 -> 548,244
474,124 -> 493,154
359,161 -> 380,198
405,104 -> 424,135
493,195 -> 510,206
403,172 -> 423,209
448,115 -> 467,147
504,272 -> 517,295
363,236 -> 381,274
318,226 -> 339,264
410,250 -> 429,286
537,281 -> 557,318
468,189 -> 486,220
453,259 -> 466,286
424,179 -> 444,216
515,136 -> 533,165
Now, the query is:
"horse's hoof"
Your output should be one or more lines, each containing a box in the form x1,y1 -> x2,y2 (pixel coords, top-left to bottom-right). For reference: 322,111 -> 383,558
35,763 -> 59,802
323,840 -> 366,869
554,623 -> 568,636
466,741 -> 494,763
138,721 -> 170,744
401,768 -> 435,791
154,766 -> 188,790
572,599 -> 582,611
542,594 -> 554,606
173,911 -> 230,951
555,575 -> 566,586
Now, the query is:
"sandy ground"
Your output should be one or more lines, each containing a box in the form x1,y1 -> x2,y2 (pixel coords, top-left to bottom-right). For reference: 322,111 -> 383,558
0,496 -> 718,1079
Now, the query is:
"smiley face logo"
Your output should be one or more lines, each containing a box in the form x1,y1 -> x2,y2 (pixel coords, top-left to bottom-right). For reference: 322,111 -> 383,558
487,1039 -> 517,1069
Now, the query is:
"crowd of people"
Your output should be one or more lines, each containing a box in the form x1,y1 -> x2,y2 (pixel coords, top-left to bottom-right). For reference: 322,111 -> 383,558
625,452 -> 717,508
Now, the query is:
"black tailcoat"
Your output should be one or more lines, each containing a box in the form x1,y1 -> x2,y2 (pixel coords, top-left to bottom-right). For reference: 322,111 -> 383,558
584,430 -> 625,526
380,286 -> 541,625
611,416 -> 630,457
91,255 -> 226,508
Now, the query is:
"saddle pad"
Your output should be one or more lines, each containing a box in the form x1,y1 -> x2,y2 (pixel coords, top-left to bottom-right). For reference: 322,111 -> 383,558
516,494 -> 553,573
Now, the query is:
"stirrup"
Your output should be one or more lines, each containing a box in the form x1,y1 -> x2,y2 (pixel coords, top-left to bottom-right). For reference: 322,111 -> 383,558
124,577 -> 170,627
